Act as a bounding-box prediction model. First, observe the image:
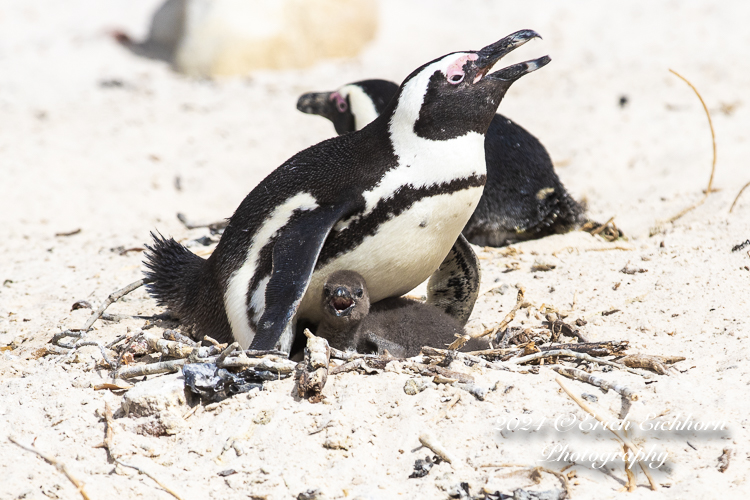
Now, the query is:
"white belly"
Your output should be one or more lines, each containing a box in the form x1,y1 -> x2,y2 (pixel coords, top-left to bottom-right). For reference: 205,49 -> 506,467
298,185 -> 483,322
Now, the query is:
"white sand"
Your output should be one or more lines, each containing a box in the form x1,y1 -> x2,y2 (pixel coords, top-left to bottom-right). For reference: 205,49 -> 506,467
1,1 -> 749,498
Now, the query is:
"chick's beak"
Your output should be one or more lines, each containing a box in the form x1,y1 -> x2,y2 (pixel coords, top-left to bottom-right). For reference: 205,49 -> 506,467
330,287 -> 355,317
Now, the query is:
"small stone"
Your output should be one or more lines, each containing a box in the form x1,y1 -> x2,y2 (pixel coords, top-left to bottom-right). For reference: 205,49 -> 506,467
121,373 -> 188,417
253,409 -> 274,425
298,489 -> 329,500
323,433 -> 351,450
581,393 -> 598,403
404,377 -> 429,395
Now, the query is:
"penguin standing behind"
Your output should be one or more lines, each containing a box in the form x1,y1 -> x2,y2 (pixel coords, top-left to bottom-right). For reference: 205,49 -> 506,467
317,270 -> 485,357
144,31 -> 550,352
297,79 -> 584,247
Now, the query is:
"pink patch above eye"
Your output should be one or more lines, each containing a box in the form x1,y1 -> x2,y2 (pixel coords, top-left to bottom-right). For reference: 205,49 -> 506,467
446,53 -> 478,85
329,92 -> 348,112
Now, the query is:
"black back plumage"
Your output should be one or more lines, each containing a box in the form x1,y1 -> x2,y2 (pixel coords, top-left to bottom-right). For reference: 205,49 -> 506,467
463,116 -> 584,246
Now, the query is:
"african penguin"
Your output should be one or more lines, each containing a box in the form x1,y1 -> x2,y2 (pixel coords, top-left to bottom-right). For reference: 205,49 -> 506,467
317,270 -> 485,357
297,81 -> 584,247
144,30 -> 550,352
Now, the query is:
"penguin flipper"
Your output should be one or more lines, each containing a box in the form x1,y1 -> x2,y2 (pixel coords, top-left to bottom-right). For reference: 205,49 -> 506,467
426,234 -> 481,326
251,202 -> 356,352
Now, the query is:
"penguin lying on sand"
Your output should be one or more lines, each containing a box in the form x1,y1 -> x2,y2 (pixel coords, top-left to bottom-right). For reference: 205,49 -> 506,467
317,270 -> 485,357
144,30 -> 550,352
297,80 -> 584,247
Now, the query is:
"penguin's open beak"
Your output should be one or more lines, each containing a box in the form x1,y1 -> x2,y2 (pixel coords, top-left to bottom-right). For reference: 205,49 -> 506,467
329,287 -> 355,317
297,92 -> 334,119
474,30 -> 551,83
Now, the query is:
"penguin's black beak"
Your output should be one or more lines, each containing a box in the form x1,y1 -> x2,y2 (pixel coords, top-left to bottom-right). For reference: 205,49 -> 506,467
474,29 -> 551,83
329,287 -> 355,317
297,92 -> 334,120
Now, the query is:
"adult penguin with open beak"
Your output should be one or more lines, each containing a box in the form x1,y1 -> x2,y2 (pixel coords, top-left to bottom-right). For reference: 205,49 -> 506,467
144,30 -> 550,353
298,49 -> 583,247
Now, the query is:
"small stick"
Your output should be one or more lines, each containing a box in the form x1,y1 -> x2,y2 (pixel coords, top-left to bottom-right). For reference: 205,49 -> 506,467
82,278 -> 152,331
623,444 -> 637,492
448,285 -> 527,350
215,342 -> 240,367
102,402 -> 116,461
118,358 -> 186,379
115,460 -> 184,500
551,365 -> 638,401
418,433 -> 456,464
176,212 -> 228,232
219,356 -> 297,373
419,346 -> 515,372
9,436 -> 92,500
617,353 -> 685,375
101,402 -> 184,499
105,334 -> 128,349
509,349 -> 651,378
110,331 -> 144,380
142,332 -> 223,359
555,377 -> 658,490
433,392 -> 461,421
203,335 -> 221,347
665,69 -> 717,224
297,329 -> 331,402
590,216 -> 616,236
50,331 -> 116,367
729,181 -> 750,213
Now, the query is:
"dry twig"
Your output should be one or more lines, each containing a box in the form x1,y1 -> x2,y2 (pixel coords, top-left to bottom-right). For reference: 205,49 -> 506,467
555,377 -> 658,491
9,436 -> 92,500
419,433 -> 455,464
100,403 -> 184,499
617,354 -> 685,375
729,181 -> 750,213
551,365 -> 638,401
297,330 -> 331,402
663,69 -> 717,225
449,285 -> 527,350
82,278 -> 152,331
115,460 -> 184,500
509,349 -> 651,378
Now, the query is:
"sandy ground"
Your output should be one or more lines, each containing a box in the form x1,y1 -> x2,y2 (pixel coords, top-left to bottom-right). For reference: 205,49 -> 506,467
2,1 -> 750,499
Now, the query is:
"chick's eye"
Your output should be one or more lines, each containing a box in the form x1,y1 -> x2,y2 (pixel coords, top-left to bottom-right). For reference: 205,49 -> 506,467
324,288 -> 331,296
355,289 -> 363,298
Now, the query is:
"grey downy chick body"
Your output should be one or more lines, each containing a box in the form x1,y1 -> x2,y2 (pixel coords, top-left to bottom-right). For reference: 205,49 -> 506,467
297,79 -> 584,247
318,270 -> 484,357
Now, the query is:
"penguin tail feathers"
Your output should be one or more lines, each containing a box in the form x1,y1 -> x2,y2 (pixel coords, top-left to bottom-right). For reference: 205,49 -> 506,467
143,232 -> 205,315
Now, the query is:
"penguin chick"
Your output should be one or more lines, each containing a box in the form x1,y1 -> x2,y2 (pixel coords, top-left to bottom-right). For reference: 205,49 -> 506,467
297,79 -> 585,247
317,270 -> 483,357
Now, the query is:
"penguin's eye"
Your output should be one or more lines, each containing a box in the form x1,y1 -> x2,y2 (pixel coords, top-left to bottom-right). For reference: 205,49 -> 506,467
355,289 -> 363,298
448,73 -> 464,85
330,92 -> 348,113
324,288 -> 331,296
